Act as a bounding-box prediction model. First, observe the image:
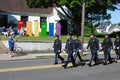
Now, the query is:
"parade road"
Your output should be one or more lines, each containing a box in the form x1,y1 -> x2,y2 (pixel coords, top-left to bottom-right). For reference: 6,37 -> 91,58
0,57 -> 120,80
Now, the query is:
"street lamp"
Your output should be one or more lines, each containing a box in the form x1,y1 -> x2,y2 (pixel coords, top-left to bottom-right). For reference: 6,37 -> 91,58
81,0 -> 86,55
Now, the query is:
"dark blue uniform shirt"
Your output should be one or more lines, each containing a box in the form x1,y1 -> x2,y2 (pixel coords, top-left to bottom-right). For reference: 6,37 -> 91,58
53,39 -> 62,53
65,39 -> 74,54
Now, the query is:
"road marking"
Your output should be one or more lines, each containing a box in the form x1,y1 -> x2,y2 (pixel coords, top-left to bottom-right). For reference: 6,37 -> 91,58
0,64 -> 61,73
0,60 -> 120,73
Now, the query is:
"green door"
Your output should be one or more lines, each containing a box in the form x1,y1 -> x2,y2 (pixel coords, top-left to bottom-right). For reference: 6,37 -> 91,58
41,22 -> 47,36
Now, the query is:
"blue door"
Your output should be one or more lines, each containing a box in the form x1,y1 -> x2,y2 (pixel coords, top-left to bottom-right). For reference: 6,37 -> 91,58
49,23 -> 54,36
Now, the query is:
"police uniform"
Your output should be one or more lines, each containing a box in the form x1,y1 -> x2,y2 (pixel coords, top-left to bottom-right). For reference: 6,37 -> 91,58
74,39 -> 82,62
87,38 -> 99,66
114,37 -> 120,59
62,38 -> 77,69
102,38 -> 113,65
53,39 -> 64,64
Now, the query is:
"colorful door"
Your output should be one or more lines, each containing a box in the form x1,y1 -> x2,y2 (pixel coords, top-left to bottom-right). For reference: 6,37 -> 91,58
41,22 -> 47,36
34,21 -> 39,36
18,21 -> 23,32
56,22 -> 61,36
49,23 -> 54,36
26,21 -> 32,36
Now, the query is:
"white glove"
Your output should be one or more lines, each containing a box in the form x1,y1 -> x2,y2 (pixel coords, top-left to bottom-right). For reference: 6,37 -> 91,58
79,50 -> 81,52
117,47 -> 119,50
73,52 -> 76,56
58,50 -> 61,52
63,51 -> 66,53
97,50 -> 99,53
86,49 -> 88,51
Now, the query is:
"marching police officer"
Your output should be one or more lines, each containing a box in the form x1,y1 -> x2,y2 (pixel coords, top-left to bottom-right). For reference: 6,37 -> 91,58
62,34 -> 77,69
73,35 -> 83,62
94,35 -> 99,62
86,34 -> 99,66
102,34 -> 113,65
53,35 -> 64,64
114,35 -> 120,60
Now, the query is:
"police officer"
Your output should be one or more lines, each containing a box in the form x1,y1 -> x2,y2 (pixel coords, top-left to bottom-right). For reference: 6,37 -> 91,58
53,35 -> 64,64
86,34 -> 99,66
102,34 -> 113,65
73,35 -> 83,62
62,34 -> 77,69
114,35 -> 120,60
94,35 -> 99,63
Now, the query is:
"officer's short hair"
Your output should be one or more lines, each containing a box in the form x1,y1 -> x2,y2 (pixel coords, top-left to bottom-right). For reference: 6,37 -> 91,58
67,33 -> 72,36
55,35 -> 59,38
105,34 -> 109,36
91,34 -> 95,36
116,34 -> 119,37
75,35 -> 79,37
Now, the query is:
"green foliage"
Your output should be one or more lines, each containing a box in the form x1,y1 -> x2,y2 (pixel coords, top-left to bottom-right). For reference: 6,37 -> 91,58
84,22 -> 105,37
84,27 -> 91,37
93,30 -> 105,37
118,23 -> 120,26
26,0 -> 120,21
84,23 -> 92,37
26,0 -> 120,34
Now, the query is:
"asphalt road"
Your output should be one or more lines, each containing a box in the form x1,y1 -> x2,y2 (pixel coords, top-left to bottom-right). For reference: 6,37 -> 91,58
0,55 -> 120,80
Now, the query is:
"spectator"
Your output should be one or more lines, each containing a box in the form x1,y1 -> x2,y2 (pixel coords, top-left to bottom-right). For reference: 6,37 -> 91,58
8,35 -> 15,57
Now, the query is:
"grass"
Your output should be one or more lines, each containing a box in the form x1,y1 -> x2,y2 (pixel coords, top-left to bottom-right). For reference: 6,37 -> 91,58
0,35 -> 115,43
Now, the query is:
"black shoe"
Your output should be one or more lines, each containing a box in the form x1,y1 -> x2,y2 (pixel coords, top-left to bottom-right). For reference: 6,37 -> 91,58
73,64 -> 78,67
62,65 -> 67,69
94,62 -> 99,65
87,63 -> 92,67
115,60 -> 118,63
109,60 -> 113,64
103,62 -> 108,65
54,62 -> 58,65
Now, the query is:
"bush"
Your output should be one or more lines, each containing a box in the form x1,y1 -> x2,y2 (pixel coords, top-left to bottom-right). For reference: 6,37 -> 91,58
93,30 -> 105,37
84,25 -> 105,37
84,26 -> 92,37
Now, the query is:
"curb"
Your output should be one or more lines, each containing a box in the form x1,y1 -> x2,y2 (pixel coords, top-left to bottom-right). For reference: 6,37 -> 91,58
0,51 -> 117,62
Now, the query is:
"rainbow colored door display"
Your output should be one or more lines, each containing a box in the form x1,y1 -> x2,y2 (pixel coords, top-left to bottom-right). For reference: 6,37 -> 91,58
34,21 -> 39,36
41,22 -> 47,36
49,23 -> 54,36
26,21 -> 32,36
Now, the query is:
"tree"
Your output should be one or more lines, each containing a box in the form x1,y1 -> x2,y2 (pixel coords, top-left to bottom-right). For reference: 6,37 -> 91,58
118,23 -> 120,26
26,0 -> 120,34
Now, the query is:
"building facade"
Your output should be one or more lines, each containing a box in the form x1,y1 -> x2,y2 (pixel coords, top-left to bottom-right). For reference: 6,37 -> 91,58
0,0 -> 71,36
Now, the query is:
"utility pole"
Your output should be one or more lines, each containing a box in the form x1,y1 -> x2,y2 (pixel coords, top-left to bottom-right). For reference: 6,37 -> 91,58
81,0 -> 86,55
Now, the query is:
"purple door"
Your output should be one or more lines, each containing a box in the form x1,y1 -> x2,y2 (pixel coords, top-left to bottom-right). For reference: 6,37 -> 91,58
56,22 -> 61,36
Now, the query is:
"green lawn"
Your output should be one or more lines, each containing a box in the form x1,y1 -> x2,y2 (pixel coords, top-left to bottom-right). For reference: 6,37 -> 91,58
0,35 -> 115,42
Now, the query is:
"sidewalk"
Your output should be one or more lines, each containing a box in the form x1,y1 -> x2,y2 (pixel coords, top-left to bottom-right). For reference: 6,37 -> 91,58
0,51 -> 117,62
0,53 -> 55,62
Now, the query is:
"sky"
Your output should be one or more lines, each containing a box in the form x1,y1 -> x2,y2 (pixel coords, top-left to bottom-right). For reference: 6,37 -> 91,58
107,5 -> 120,24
